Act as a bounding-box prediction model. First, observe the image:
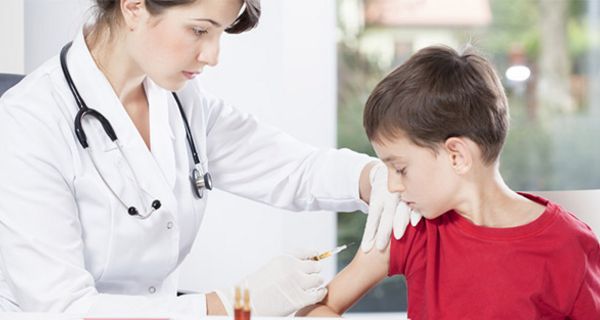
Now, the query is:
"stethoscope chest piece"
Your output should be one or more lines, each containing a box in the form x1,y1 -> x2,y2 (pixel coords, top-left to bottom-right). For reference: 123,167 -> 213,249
191,165 -> 213,199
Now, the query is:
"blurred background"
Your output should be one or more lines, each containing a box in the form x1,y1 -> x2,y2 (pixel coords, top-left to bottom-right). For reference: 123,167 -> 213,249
336,0 -> 600,313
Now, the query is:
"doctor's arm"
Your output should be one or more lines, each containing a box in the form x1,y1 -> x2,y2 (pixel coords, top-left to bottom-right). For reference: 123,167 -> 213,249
296,244 -> 390,317
198,87 -> 418,242
202,94 -> 372,213
0,101 -> 92,312
358,161 -> 377,203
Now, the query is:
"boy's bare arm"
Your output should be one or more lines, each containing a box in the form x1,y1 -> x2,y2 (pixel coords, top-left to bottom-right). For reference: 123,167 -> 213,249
297,244 -> 390,317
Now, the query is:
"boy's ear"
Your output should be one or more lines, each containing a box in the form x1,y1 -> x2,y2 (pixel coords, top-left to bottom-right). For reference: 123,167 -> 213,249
121,0 -> 147,30
443,137 -> 472,175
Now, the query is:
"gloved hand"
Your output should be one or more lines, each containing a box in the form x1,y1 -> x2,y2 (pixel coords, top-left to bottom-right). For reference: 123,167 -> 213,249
215,249 -> 327,316
361,162 -> 422,252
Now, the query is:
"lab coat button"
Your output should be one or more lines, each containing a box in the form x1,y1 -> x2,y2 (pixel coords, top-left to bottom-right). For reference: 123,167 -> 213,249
167,221 -> 174,229
148,286 -> 156,294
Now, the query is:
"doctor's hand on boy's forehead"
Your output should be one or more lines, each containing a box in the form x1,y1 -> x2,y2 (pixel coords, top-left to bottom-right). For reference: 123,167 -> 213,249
361,162 -> 422,253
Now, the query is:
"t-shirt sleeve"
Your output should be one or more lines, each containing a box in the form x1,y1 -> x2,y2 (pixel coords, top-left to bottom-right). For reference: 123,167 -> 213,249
388,220 -> 428,277
569,245 -> 600,319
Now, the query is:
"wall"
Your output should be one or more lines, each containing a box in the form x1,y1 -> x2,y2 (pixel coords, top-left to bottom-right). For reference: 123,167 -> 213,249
0,0 -> 25,73
24,0 -> 93,73
534,190 -> 600,237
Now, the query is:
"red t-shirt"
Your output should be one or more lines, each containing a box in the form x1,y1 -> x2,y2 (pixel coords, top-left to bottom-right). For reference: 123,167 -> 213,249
389,193 -> 600,319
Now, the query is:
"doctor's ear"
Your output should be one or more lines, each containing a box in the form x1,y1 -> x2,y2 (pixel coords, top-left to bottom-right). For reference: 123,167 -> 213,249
443,137 -> 472,175
120,0 -> 147,31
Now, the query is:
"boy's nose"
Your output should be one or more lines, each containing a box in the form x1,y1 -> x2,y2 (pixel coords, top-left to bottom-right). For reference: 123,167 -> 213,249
387,176 -> 406,194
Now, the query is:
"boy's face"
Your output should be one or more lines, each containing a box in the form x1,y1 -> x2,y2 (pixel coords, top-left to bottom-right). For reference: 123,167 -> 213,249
372,135 -> 460,219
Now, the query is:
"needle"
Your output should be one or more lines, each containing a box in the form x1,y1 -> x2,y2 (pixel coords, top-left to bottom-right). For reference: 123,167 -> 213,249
311,242 -> 355,261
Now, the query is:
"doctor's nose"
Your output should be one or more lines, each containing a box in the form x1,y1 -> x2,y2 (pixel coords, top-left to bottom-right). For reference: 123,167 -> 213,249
197,39 -> 220,67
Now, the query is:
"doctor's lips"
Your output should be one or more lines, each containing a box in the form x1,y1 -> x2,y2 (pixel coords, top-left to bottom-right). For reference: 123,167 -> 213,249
182,70 -> 200,79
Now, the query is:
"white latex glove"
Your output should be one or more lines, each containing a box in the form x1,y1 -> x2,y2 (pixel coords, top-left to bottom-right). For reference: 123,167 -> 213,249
361,162 -> 422,252
215,249 -> 327,316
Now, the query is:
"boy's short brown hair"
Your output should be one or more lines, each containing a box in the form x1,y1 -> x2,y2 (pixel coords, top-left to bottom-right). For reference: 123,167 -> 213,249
363,45 -> 509,164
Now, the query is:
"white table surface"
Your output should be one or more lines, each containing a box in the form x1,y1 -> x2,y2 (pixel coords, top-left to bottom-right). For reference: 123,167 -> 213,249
0,315 -> 336,320
0,314 -> 407,320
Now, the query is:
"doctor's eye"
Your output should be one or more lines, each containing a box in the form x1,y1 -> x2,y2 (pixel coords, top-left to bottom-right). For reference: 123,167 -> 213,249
192,27 -> 208,37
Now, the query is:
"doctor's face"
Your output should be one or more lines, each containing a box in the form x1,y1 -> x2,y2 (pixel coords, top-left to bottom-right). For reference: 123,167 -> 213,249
372,135 -> 460,220
128,0 -> 243,90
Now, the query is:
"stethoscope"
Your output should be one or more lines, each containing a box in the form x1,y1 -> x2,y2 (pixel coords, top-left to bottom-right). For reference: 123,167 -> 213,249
60,42 -> 212,219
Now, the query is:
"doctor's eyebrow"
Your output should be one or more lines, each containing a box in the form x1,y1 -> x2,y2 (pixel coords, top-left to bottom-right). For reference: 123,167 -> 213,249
192,18 -> 222,28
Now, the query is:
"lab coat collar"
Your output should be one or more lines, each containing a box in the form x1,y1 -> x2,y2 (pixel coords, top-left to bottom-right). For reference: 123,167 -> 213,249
65,28 -> 177,198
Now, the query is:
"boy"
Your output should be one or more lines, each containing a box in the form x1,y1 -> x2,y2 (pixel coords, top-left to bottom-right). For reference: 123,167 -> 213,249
298,46 -> 600,319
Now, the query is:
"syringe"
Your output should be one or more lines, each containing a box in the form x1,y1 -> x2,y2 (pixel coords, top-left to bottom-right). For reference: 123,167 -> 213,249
311,242 -> 355,261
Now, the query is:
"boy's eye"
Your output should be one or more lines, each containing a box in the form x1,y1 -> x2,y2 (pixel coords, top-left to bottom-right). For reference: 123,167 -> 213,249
395,167 -> 407,176
192,27 -> 208,37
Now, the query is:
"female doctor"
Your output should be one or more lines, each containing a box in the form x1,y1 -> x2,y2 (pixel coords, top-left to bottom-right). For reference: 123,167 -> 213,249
0,0 -> 419,317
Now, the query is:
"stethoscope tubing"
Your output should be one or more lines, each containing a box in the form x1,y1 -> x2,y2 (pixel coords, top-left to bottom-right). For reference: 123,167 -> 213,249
59,41 -> 212,219
171,92 -> 201,166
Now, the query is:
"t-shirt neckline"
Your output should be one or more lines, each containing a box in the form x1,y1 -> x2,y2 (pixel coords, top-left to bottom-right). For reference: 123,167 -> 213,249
446,192 -> 559,241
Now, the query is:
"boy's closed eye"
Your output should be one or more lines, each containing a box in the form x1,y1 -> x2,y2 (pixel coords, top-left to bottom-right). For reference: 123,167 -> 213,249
393,166 -> 407,176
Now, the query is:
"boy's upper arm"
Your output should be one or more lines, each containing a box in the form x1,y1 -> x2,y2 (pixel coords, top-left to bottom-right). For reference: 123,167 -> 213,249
321,244 -> 391,314
302,221 -> 424,317
569,246 -> 600,318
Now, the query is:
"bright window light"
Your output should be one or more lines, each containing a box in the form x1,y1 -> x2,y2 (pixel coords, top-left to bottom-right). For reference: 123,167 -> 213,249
505,65 -> 531,82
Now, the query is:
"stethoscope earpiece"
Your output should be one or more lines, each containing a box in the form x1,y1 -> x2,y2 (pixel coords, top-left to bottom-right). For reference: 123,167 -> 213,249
60,42 -> 211,219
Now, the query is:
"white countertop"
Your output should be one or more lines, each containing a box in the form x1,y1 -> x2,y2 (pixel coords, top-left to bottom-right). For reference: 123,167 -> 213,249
0,313 -> 407,320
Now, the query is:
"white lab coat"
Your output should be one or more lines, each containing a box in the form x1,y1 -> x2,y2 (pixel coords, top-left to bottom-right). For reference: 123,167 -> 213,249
0,30 -> 371,316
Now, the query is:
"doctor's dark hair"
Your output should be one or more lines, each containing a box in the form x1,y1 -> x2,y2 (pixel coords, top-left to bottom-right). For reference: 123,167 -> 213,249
93,0 -> 260,34
363,45 -> 509,165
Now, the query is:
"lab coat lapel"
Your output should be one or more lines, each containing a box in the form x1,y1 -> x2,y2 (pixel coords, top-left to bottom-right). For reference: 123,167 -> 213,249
146,78 -> 177,190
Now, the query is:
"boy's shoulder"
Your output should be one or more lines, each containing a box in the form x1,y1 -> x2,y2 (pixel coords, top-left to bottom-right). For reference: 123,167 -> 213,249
390,192 -> 600,258
525,192 -> 600,254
